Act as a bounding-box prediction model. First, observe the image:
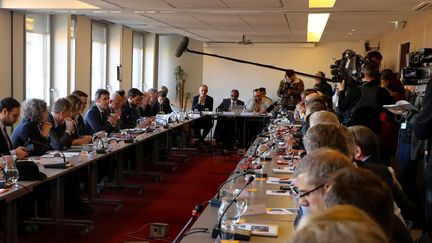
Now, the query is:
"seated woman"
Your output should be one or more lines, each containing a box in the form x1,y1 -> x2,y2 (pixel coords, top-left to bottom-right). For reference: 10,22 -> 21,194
11,99 -> 52,156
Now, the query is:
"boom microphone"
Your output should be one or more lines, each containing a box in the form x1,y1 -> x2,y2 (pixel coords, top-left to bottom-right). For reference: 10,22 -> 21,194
174,36 -> 335,82
175,36 -> 190,57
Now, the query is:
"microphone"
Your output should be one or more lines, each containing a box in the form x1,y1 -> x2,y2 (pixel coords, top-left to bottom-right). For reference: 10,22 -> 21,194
210,165 -> 262,207
175,36 -> 189,57
265,104 -> 275,113
26,138 -> 72,169
212,176 -> 254,240
173,202 -> 207,243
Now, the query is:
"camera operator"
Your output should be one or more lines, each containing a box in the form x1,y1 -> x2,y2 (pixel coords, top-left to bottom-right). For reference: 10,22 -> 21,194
277,69 -> 304,110
365,50 -> 383,66
413,80 -> 432,236
337,61 -> 394,135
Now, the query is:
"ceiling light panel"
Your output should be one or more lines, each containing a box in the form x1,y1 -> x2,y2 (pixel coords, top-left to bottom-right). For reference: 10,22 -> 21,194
307,13 -> 330,42
309,0 -> 336,8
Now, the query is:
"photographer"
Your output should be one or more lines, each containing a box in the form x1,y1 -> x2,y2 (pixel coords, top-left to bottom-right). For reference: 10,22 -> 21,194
337,62 -> 394,134
413,80 -> 432,235
277,69 -> 304,110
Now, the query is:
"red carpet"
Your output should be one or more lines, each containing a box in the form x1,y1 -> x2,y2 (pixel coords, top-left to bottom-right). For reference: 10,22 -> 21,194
18,152 -> 239,243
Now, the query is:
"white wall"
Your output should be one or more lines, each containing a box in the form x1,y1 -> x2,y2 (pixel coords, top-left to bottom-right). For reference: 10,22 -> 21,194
158,35 -> 203,109
203,42 -> 364,107
12,12 -> 24,101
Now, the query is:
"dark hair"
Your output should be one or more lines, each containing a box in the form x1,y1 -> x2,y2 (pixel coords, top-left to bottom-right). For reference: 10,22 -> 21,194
348,125 -> 378,157
231,89 -> 239,94
362,62 -> 380,79
365,51 -> 383,62
95,89 -> 110,100
158,91 -> 167,98
285,69 -> 295,78
381,69 -> 405,95
52,98 -> 72,114
301,89 -> 318,99
116,90 -> 126,97
253,88 -> 259,93
259,87 -> 266,93
71,90 -> 88,98
325,167 -> 394,237
0,97 -> 20,112
316,71 -> 325,78
127,88 -> 143,98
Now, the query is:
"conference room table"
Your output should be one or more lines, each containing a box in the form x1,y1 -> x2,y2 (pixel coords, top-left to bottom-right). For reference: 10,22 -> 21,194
195,111 -> 272,149
181,122 -> 300,242
0,116 -> 197,243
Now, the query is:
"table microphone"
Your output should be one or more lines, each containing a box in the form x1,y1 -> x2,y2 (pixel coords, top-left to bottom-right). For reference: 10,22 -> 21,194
212,176 -> 254,240
173,202 -> 207,243
26,138 -> 72,169
210,165 -> 262,207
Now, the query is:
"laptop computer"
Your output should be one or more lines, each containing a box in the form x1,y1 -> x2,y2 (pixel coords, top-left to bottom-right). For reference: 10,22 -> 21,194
231,105 -> 245,112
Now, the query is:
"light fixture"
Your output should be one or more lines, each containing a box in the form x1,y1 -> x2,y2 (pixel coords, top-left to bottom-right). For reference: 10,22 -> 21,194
309,0 -> 336,8
25,17 -> 34,31
307,13 -> 330,42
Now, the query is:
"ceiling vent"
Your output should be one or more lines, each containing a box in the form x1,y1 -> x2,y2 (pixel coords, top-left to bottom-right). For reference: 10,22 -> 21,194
412,2 -> 432,11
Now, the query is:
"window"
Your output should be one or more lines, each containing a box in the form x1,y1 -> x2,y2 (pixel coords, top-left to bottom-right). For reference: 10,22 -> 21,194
91,22 -> 107,100
132,32 -> 144,90
70,16 -> 77,92
25,14 -> 50,104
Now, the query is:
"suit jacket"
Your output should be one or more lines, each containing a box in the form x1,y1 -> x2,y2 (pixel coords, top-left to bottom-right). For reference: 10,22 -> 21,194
120,102 -> 141,129
84,105 -> 114,134
216,99 -> 244,112
0,125 -> 12,156
73,114 -> 90,138
11,118 -> 51,156
48,114 -> 73,150
144,102 -> 160,117
192,95 -> 213,111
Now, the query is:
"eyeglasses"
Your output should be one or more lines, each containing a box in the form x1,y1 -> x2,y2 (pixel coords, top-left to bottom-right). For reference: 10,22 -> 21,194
296,184 -> 325,198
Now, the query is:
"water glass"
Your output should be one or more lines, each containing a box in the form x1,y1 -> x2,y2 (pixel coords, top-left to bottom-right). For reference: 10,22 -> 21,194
3,157 -> 19,186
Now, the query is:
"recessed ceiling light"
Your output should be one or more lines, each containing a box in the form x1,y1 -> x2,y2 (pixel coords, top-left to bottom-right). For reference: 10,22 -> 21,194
348,32 -> 352,35
351,29 -> 356,32
309,0 -> 336,8
307,13 -> 330,42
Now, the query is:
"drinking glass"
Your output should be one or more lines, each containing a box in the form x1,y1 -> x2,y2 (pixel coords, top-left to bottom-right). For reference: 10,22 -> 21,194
217,194 -> 244,239
3,156 -> 19,187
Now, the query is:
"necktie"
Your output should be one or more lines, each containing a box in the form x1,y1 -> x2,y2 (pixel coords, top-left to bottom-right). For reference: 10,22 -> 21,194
2,126 -> 11,150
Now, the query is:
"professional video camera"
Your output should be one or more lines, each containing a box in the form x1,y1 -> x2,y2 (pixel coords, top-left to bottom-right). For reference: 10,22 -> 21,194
402,48 -> 432,86
330,49 -> 365,86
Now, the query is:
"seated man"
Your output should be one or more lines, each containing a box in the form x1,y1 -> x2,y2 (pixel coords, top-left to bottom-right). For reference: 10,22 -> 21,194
216,89 -> 244,112
0,97 -> 28,159
215,89 -> 244,147
71,90 -> 91,136
191,84 -> 213,143
12,99 -> 52,156
139,92 -> 151,117
325,167 -> 413,243
293,148 -> 353,227
65,95 -> 92,145
158,91 -> 172,114
259,87 -> 273,107
48,98 -> 74,150
244,89 -> 268,113
108,91 -> 123,131
144,88 -> 160,117
120,88 -> 142,129
84,89 -> 119,134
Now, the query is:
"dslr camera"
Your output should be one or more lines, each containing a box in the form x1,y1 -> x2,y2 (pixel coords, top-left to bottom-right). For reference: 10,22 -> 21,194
401,48 -> 432,94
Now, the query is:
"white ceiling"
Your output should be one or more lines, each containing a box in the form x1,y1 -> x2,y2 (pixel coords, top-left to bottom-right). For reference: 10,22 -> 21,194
1,0 -> 429,43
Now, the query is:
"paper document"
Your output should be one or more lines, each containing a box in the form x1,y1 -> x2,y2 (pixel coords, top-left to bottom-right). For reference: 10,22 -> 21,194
266,208 -> 298,215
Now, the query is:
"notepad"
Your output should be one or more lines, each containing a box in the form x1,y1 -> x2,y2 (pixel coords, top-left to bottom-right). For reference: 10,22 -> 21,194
236,223 -> 278,237
266,190 -> 292,196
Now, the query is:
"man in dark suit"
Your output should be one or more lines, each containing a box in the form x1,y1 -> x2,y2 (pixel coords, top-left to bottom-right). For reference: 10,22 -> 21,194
192,84 -> 213,144
71,90 -> 91,136
215,89 -> 244,147
84,89 -> 119,134
120,88 -> 142,129
0,97 -> 28,159
144,88 -> 160,117
48,98 -> 74,150
216,89 -> 244,112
